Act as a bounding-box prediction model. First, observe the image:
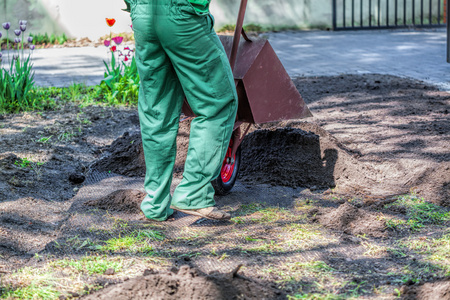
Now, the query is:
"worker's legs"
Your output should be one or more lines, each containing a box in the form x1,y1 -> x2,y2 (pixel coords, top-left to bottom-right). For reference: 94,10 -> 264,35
132,1 -> 184,221
158,0 -> 238,209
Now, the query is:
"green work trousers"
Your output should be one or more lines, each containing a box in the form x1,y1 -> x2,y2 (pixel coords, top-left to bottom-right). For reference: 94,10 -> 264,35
130,0 -> 238,221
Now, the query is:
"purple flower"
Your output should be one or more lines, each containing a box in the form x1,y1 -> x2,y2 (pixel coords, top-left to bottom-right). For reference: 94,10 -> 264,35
20,25 -> 27,32
28,36 -> 33,43
14,37 -> 21,43
13,54 -> 18,60
19,20 -> 27,26
2,22 -> 10,30
103,39 -> 110,47
0,53 -> 2,58
0,32 -> 2,39
14,29 -> 21,36
30,45 -> 35,50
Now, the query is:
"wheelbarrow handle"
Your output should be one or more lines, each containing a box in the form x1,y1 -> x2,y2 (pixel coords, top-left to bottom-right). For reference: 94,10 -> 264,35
229,0 -> 249,72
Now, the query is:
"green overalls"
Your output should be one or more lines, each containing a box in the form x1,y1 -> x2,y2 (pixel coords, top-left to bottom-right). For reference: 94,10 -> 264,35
126,0 -> 238,221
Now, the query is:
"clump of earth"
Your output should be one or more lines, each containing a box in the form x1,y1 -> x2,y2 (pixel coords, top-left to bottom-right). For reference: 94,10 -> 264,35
84,189 -> 145,214
91,120 -> 191,178
83,265 -> 285,300
400,278 -> 450,300
311,202 -> 387,238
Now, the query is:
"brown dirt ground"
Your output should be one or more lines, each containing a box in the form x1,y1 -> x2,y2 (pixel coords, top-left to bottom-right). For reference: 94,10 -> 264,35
0,74 -> 449,299
83,265 -> 285,300
400,277 -> 450,300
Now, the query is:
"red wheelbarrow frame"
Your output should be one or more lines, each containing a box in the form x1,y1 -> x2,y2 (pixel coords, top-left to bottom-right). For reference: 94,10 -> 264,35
182,0 -> 312,193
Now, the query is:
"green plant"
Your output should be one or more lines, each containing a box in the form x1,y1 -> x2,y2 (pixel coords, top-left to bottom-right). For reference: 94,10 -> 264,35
38,135 -> 52,143
15,157 -> 33,168
52,256 -> 124,276
0,20 -> 37,113
97,51 -> 139,105
0,56 -> 35,113
30,32 -> 70,46
385,193 -> 450,231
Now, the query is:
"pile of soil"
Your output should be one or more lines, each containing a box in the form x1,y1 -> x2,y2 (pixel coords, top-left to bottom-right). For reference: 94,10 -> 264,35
84,189 -> 145,214
311,202 -> 387,238
91,131 -> 146,177
239,127 -> 337,188
91,120 -> 191,178
239,123 -> 378,192
400,278 -> 450,300
83,265 -> 285,300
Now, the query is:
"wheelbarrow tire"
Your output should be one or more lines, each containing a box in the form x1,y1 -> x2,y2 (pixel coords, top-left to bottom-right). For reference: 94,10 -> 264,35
212,145 -> 241,196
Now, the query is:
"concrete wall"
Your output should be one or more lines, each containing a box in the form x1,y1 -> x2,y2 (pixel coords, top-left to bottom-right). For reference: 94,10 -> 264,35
210,0 -> 331,30
1,0 -> 134,40
1,0 -> 332,40
0,0 -> 444,40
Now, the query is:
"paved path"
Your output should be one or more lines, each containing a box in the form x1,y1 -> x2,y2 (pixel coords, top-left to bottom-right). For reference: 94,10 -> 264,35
267,28 -> 450,91
23,28 -> 450,91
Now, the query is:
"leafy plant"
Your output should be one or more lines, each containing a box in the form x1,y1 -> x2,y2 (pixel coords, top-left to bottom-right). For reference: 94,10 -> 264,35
97,45 -> 139,105
0,56 -> 35,113
30,32 -> 69,45
0,20 -> 37,113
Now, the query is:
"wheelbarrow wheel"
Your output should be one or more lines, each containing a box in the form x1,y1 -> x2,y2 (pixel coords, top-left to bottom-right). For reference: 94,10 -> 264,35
212,140 -> 241,195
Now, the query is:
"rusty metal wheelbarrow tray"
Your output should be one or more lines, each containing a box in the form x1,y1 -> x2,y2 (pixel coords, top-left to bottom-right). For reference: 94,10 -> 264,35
219,35 -> 312,124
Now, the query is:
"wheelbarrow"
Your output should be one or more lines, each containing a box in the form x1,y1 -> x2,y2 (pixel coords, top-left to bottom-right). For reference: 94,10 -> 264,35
182,0 -> 312,194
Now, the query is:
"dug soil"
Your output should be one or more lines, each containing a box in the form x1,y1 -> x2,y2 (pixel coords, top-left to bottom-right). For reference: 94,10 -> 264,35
83,265 -> 285,300
0,74 -> 449,299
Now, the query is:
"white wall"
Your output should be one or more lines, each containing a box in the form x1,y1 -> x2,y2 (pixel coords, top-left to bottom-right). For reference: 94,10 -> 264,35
1,0 -> 444,40
1,0 -> 332,39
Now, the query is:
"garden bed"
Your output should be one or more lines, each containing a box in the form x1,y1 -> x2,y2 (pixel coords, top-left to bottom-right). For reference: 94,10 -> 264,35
0,74 -> 449,299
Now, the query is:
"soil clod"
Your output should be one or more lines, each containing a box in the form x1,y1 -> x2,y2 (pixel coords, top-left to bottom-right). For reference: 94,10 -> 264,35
83,189 -> 145,214
69,173 -> 86,184
313,202 -> 387,238
400,278 -> 450,300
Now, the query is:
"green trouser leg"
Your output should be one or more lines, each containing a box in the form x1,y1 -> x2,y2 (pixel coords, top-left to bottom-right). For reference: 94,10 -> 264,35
132,0 -> 238,220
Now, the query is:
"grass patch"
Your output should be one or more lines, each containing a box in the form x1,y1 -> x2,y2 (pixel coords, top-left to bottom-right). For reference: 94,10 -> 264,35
282,223 -> 335,250
399,233 -> 450,275
232,203 -> 302,224
51,255 -> 123,275
96,229 -> 165,254
1,283 -> 60,300
1,254 -> 169,300
384,193 -> 450,231
3,81 -> 138,114
59,229 -> 164,254
361,242 -> 388,257
263,260 -> 347,298
244,240 -> 284,254
294,199 -> 317,212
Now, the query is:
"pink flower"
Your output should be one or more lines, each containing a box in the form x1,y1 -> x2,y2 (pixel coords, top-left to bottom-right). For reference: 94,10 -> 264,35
112,36 -> 123,45
124,56 -> 129,62
110,45 -> 117,52
104,39 -> 111,47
